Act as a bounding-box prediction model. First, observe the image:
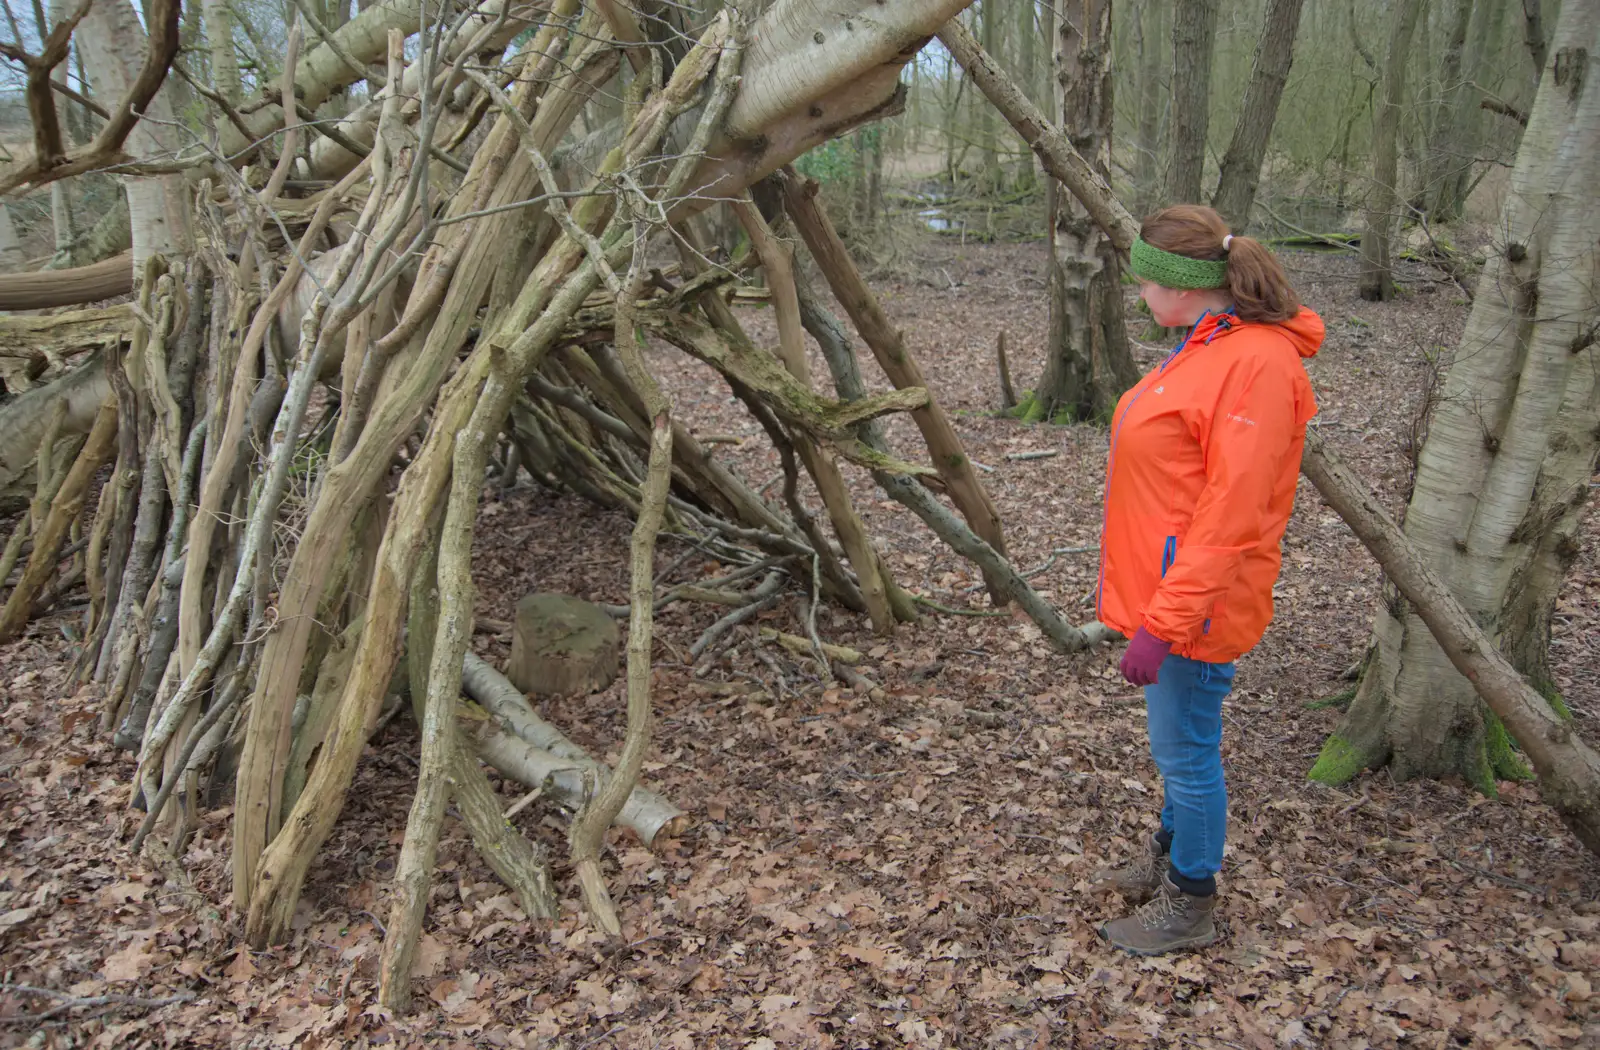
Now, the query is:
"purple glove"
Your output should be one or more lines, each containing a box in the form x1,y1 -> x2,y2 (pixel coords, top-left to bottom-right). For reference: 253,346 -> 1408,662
1120,627 -> 1172,687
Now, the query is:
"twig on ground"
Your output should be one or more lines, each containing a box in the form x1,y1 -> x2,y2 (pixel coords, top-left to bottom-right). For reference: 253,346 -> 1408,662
913,594 -> 1011,618
689,572 -> 785,658
0,983 -> 195,1025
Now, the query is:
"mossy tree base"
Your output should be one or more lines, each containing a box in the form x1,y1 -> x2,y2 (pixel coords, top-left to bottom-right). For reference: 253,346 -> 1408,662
1009,391 -> 1092,426
1310,643 -> 1537,798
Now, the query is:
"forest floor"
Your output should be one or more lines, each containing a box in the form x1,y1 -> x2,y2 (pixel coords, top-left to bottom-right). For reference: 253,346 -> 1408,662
1,231 -> 1597,1049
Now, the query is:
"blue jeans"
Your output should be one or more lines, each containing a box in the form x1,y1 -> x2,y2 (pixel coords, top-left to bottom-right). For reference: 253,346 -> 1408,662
1146,653 -> 1235,883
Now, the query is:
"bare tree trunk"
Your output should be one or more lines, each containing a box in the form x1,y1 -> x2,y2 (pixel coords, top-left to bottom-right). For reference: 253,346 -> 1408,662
74,0 -> 193,265
1211,0 -> 1306,232
1424,0 -> 1477,221
202,0 -> 243,102
1029,0 -> 1136,424
978,0 -> 1002,192
39,0 -> 79,265
1317,0 -> 1600,795
0,206 -> 23,273
1521,0 -> 1547,79
1165,0 -> 1218,204
1014,0 -> 1036,188
1357,0 -> 1423,301
1302,432 -> 1600,855
1131,0 -> 1168,216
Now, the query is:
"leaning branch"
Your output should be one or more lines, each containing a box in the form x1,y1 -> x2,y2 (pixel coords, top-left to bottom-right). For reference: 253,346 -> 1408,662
1299,433 -> 1600,854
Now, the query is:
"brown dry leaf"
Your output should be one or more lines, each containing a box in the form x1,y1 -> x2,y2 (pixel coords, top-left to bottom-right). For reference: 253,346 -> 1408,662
0,906 -> 37,929
575,976 -> 616,1018
759,994 -> 799,1018
841,943 -> 886,967
974,968 -> 1020,1001
102,939 -> 153,983
441,971 -> 482,1014
225,949 -> 257,983
98,882 -> 148,907
412,932 -> 447,979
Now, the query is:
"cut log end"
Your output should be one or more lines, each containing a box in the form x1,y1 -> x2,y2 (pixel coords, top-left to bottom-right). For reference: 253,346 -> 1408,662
507,593 -> 622,698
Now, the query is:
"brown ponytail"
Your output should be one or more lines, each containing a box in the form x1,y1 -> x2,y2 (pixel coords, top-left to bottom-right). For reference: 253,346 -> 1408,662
1139,204 -> 1300,324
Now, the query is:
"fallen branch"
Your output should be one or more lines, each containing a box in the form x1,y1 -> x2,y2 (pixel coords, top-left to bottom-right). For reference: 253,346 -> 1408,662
379,304 -> 493,1010
0,253 -> 134,310
790,240 -> 1102,653
0,983 -> 195,1025
759,627 -> 862,665
731,194 -> 896,633
461,653 -> 689,845
778,166 -> 1009,605
689,572 -> 787,658
0,304 -> 135,354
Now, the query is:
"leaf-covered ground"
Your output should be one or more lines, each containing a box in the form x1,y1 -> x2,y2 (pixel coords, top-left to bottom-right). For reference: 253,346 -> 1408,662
1,238 -> 1597,1048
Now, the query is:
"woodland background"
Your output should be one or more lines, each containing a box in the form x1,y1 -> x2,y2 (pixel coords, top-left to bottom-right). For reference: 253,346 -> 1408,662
0,0 -> 1595,1046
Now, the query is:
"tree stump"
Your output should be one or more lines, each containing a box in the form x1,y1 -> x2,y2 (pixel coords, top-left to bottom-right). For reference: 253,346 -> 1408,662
507,593 -> 621,698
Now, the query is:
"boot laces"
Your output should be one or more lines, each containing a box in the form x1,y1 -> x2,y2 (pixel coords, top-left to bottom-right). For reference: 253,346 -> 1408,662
1126,852 -> 1158,881
1135,888 -> 1186,929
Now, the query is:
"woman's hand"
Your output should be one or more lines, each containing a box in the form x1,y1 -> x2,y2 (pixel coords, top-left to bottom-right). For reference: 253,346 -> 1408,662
1120,627 -> 1172,687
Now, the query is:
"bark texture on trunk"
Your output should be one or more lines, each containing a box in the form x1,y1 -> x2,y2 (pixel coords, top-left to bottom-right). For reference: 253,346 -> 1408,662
1357,0 -> 1423,301
202,0 -> 242,103
1424,0 -> 1477,221
1210,0 -> 1306,232
1030,0 -> 1136,424
1302,432 -> 1600,855
73,0 -> 192,265
1131,0 -> 1168,217
1165,0 -> 1218,204
1316,0 -> 1600,794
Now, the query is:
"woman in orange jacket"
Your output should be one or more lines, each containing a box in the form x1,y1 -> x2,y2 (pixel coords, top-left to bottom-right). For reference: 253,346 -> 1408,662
1092,205 -> 1322,956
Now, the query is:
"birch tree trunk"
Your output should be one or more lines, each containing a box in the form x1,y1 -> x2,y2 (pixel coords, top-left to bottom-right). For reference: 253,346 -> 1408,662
1028,0 -> 1136,424
43,0 -> 79,265
203,0 -> 243,103
1165,0 -> 1217,204
74,0 -> 193,265
1357,0 -> 1423,301
1210,0 -> 1306,232
1315,4 -> 1600,792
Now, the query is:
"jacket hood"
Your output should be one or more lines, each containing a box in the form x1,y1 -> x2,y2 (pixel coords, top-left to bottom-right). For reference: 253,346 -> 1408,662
1277,307 -> 1325,359
1190,307 -> 1324,359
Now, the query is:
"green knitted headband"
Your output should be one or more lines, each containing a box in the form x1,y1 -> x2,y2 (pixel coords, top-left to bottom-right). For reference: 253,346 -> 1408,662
1129,237 -> 1229,289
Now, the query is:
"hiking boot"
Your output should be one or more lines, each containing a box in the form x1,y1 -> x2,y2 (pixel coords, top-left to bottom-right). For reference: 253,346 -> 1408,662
1100,872 -> 1217,956
1090,833 -> 1167,901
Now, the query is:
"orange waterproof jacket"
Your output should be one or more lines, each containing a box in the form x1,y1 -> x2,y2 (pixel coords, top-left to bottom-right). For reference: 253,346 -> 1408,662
1096,308 -> 1323,664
